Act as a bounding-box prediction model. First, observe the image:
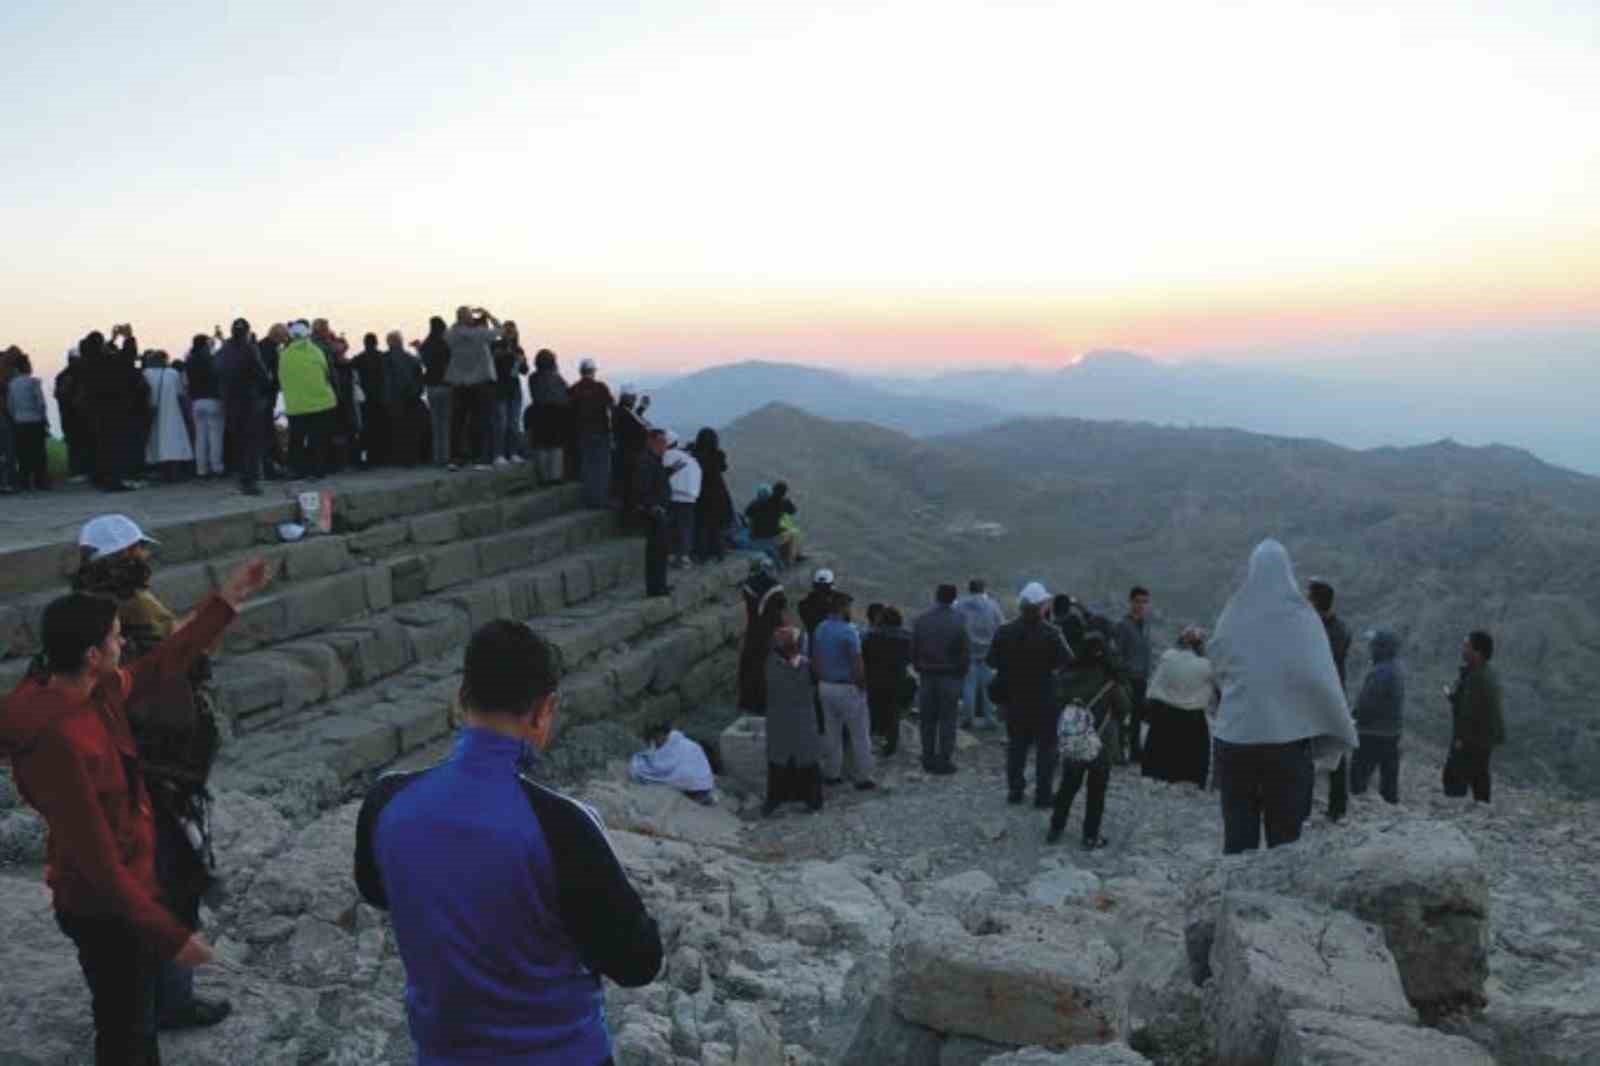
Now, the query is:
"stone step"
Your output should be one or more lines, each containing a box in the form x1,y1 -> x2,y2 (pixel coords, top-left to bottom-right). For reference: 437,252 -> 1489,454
214,534 -> 649,734
222,506 -> 614,654
0,482 -> 584,662
214,556 -> 751,819
0,463 -> 549,604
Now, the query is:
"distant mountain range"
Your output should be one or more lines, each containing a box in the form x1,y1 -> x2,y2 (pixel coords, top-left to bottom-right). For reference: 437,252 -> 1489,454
721,403 -> 1600,799
642,361 -> 1012,440
633,353 -> 1600,474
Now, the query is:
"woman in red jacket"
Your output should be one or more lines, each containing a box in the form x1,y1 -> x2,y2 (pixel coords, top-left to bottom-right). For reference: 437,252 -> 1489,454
0,556 -> 270,1066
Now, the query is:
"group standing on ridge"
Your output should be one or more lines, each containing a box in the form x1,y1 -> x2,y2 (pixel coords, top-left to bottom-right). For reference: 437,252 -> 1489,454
0,340 -> 1512,1066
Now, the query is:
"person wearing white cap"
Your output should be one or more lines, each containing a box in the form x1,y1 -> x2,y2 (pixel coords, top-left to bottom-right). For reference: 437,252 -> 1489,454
568,357 -> 615,508
71,515 -> 240,1030
1,552 -> 273,1060
986,581 -> 1073,807
662,430 -> 701,569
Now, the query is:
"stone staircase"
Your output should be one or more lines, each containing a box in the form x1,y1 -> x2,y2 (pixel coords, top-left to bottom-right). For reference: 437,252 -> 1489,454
0,467 -> 758,820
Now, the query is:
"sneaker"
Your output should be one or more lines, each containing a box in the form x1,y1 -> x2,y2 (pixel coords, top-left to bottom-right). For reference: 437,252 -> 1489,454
930,762 -> 958,776
512,455 -> 527,464
494,457 -> 509,467
1082,835 -> 1109,851
473,463 -> 493,471
447,463 -> 460,472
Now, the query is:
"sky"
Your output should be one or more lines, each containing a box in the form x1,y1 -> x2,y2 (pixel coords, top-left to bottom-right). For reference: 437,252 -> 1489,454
3,0 -> 1598,392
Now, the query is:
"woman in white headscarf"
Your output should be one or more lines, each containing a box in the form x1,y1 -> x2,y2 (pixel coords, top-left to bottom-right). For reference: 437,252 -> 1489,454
1210,539 -> 1357,854
143,350 -> 194,479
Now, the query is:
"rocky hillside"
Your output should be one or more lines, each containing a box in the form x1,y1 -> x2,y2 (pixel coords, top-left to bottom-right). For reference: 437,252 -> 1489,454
722,405 -> 1600,797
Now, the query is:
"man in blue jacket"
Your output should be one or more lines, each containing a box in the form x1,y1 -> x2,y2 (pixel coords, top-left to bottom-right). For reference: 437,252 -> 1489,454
354,621 -> 662,1065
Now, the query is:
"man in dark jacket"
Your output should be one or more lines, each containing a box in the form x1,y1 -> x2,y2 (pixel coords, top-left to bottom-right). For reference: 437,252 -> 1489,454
862,606 -> 913,757
82,326 -> 147,492
912,584 -> 971,775
1350,628 -> 1404,804
1307,578 -> 1354,820
988,582 -> 1073,807
355,620 -> 662,1066
1113,586 -> 1152,762
354,332 -> 390,467
636,429 -> 674,598
569,358 -> 614,508
218,320 -> 272,496
1445,629 -> 1506,803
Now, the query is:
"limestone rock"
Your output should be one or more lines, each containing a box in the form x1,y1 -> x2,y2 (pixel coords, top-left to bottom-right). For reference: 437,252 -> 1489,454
1271,1010 -> 1496,1066
1187,819 -> 1489,1015
0,808 -> 44,864
1209,892 -> 1413,1066
927,869 -> 999,907
1478,965 -> 1600,1066
1024,862 -> 1104,908
983,1046 -> 1154,1065
891,902 -> 1123,1048
718,715 -> 768,793
579,773 -> 744,850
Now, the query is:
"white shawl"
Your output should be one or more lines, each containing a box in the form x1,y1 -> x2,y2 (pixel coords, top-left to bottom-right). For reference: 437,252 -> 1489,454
1146,648 -> 1218,715
144,367 -> 194,464
1210,540 -> 1356,767
629,730 -> 714,793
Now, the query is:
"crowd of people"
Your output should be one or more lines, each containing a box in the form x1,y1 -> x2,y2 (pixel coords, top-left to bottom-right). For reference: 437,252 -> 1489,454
734,542 -> 1507,855
0,474 -> 1507,1065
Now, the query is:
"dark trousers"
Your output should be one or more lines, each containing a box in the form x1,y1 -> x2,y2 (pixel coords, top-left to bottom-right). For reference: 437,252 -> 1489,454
867,686 -> 900,754
1052,756 -> 1109,841
1327,757 -> 1349,820
644,511 -> 670,596
93,413 -> 135,488
286,409 -> 334,479
450,383 -> 495,465
14,421 -> 49,489
1127,678 -> 1148,760
361,401 -> 389,466
1444,743 -> 1492,803
55,911 -> 163,1066
1005,707 -> 1060,804
1217,739 -> 1311,854
669,501 -> 695,559
579,432 -> 611,507
693,504 -> 724,561
229,404 -> 263,490
917,675 -> 962,769
1349,734 -> 1400,804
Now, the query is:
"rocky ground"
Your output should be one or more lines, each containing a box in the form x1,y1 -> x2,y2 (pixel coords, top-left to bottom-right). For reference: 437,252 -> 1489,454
2,716 -> 1597,1065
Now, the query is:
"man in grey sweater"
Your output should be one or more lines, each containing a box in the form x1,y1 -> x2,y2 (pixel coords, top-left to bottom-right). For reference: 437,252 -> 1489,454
444,306 -> 502,469
912,584 -> 970,775
1349,628 -> 1404,804
1114,586 -> 1152,762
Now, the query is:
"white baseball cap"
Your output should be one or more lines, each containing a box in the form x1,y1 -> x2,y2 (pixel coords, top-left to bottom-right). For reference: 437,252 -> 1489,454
79,514 -> 159,560
813,568 -> 835,586
1018,581 -> 1051,606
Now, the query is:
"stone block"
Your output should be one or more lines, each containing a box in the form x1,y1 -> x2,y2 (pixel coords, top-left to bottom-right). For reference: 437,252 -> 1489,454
1478,965 -> 1600,1066
560,558 -> 594,605
547,620 -> 611,677
524,569 -> 565,617
679,649 -> 738,705
276,641 -> 351,703
362,565 -> 393,611
610,648 -> 660,700
891,904 -> 1123,1049
983,1047 -> 1153,1065
1186,819 -> 1489,1016
0,543 -> 80,599
337,485 -> 406,530
718,716 -> 769,794
476,528 -> 540,577
648,628 -> 707,692
401,607 -> 469,663
388,555 -> 428,603
313,716 -> 402,782
631,690 -> 683,732
457,502 -> 504,538
148,562 -> 219,615
408,510 -> 459,546
439,583 -> 505,635
226,596 -> 289,652
1271,1010 -> 1494,1066
346,520 -> 409,556
213,658 -> 287,723
1210,892 -> 1412,1066
560,673 -> 616,723
369,700 -> 452,753
190,511 -> 262,557
423,542 -> 480,592
589,547 -> 624,592
284,570 -> 371,638
334,618 -> 412,685
283,536 -> 351,582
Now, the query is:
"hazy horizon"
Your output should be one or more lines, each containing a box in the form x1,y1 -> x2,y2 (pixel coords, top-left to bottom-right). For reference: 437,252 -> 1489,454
4,1 -> 1597,464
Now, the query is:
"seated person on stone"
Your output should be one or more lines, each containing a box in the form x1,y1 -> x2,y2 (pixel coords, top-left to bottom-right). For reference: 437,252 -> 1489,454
355,620 -> 663,1065
630,720 -> 717,805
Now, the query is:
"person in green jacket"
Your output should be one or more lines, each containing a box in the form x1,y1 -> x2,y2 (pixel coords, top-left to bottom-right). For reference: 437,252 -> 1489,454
278,320 -> 338,479
1444,629 -> 1506,804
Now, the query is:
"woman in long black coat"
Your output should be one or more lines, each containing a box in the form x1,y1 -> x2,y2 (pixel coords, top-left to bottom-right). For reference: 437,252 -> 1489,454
690,427 -> 734,562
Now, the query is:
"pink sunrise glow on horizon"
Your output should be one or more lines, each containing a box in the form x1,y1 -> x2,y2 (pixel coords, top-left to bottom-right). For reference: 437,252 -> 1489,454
2,2 -> 1596,383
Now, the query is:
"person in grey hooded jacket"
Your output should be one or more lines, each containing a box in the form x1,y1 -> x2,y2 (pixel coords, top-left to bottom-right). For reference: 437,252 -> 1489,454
1349,628 -> 1404,804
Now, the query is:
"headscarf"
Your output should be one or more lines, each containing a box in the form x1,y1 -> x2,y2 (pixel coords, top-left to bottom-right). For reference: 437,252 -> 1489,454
1209,539 -> 1356,764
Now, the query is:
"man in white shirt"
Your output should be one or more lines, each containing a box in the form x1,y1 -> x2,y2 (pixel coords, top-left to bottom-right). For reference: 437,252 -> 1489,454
663,431 -> 700,568
956,579 -> 1006,729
